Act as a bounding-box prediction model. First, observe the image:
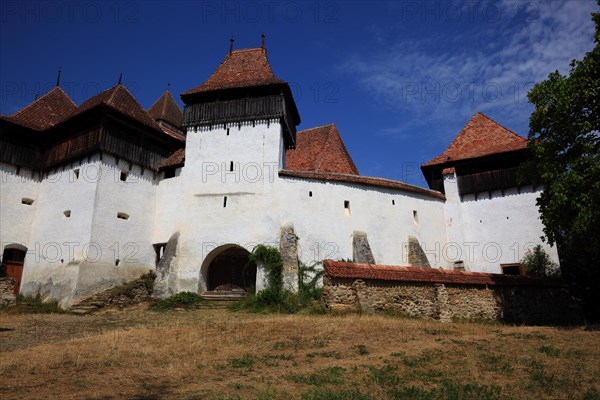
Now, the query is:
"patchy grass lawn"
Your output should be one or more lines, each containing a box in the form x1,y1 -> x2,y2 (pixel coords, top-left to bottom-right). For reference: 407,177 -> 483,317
0,305 -> 599,399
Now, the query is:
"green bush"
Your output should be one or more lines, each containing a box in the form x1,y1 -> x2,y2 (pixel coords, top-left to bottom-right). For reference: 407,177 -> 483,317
522,245 -> 561,279
150,291 -> 204,311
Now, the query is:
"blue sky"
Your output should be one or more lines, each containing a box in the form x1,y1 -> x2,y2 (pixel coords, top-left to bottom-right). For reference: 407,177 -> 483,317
1,0 -> 597,187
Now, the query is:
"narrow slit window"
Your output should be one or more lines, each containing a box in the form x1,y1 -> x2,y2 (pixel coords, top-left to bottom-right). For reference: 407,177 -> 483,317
117,212 -> 130,220
344,200 -> 351,217
223,196 -> 227,208
229,161 -> 234,172
64,210 -> 71,218
21,198 -> 34,205
392,199 -> 395,205
309,191 -> 313,197
413,210 -> 419,225
226,128 -> 230,136
73,168 -> 80,180
120,171 -> 128,182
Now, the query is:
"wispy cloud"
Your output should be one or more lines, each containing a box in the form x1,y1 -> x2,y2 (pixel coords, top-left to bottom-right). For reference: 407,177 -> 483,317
340,0 -> 597,143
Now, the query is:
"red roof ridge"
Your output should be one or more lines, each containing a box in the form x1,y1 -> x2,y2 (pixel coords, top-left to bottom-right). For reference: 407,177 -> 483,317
323,260 -> 567,287
422,112 -> 528,167
1,86 -> 78,130
182,46 -> 285,96
474,111 -> 525,141
286,123 -> 359,175
279,170 -> 445,200
148,89 -> 183,129
298,123 -> 337,133
79,84 -> 163,132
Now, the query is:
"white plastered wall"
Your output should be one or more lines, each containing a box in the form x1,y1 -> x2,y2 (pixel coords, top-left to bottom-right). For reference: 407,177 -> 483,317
443,170 -> 559,273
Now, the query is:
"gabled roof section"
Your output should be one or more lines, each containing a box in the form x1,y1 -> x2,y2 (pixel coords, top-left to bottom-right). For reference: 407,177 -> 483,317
182,47 -> 285,95
285,124 -> 359,175
422,112 -> 528,167
1,86 -> 78,131
148,90 -> 183,129
78,84 -> 162,132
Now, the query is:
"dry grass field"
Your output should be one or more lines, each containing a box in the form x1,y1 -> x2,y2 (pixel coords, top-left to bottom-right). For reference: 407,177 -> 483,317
1,305 -> 599,400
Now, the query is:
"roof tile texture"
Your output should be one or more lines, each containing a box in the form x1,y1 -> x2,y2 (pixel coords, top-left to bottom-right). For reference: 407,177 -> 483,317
78,84 -> 162,131
279,170 -> 445,200
1,87 -> 78,130
285,124 -> 359,175
324,261 -> 566,287
148,90 -> 183,129
423,112 -> 528,167
182,47 -> 285,95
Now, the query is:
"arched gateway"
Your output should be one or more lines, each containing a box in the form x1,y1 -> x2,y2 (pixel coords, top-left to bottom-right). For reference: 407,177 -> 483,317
201,245 -> 257,294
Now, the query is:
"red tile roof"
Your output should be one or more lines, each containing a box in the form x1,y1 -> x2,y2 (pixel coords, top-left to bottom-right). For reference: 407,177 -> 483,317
148,90 -> 183,129
78,84 -> 163,132
182,47 -> 285,95
286,124 -> 359,175
324,260 -> 566,287
160,148 -> 185,168
279,170 -> 445,200
1,87 -> 78,130
422,112 -> 528,167
160,125 -> 186,143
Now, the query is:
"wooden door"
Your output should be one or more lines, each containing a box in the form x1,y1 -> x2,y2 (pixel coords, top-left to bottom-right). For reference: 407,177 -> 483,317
5,261 -> 23,294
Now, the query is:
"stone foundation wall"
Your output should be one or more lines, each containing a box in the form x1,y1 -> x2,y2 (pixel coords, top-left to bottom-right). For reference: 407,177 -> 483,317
323,275 -> 581,325
0,278 -> 17,307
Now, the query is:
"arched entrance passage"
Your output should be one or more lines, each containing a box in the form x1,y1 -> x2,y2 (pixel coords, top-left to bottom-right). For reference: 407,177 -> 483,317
202,245 -> 256,293
1,244 -> 27,294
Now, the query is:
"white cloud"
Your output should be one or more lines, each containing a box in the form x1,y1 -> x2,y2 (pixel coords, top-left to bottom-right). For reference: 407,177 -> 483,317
341,0 -> 597,142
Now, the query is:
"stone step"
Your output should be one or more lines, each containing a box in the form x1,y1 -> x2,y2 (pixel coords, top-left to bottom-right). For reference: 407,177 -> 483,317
201,291 -> 247,301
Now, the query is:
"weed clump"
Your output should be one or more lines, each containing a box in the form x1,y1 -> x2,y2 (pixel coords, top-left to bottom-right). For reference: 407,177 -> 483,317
149,291 -> 204,311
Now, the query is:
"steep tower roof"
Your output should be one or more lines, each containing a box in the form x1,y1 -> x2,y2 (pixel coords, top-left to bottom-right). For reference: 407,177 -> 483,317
1,86 -> 78,130
422,112 -> 528,167
78,84 -> 162,132
182,47 -> 285,96
148,90 -> 183,129
286,124 -> 359,175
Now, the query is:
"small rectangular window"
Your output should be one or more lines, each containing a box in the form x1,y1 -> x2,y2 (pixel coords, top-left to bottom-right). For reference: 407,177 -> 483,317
120,171 -> 128,182
223,196 -> 227,208
309,191 -> 313,197
117,212 -> 130,220
413,210 -> 419,225
21,198 -> 34,205
229,161 -> 234,172
344,200 -> 350,217
392,199 -> 395,205
226,128 -> 230,136
73,168 -> 80,180
64,210 -> 71,218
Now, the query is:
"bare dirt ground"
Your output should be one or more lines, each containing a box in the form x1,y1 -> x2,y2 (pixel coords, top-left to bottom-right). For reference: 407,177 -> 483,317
1,305 -> 599,400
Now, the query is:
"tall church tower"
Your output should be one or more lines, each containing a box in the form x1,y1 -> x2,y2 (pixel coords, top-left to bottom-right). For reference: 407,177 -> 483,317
179,39 -> 300,191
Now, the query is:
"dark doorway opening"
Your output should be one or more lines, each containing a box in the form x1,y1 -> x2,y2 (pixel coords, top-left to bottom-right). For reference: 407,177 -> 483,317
1,244 -> 27,294
207,246 -> 256,293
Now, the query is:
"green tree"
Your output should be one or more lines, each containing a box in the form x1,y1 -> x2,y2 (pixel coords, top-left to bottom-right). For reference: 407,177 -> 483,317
522,245 -> 560,279
526,2 -> 600,319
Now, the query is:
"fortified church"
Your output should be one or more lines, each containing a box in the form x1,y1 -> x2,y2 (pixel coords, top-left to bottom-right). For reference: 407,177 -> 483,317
0,41 -> 558,307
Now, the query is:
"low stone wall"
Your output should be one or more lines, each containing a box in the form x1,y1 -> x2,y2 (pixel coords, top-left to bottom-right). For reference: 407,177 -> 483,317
0,278 -> 17,307
322,261 -> 581,325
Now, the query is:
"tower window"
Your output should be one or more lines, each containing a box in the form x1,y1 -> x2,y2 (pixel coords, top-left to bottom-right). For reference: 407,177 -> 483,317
21,198 -> 34,205
223,196 -> 228,208
117,212 -> 130,220
344,200 -> 351,217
